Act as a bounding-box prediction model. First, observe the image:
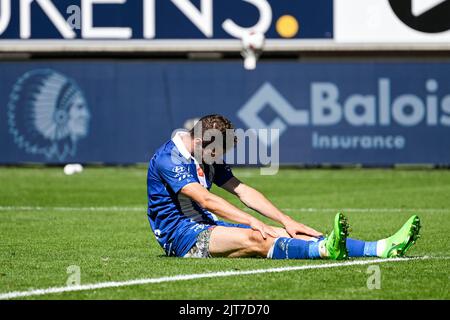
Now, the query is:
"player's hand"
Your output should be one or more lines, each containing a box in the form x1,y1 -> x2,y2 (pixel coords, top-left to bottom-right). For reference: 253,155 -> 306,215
249,218 -> 278,240
283,218 -> 323,238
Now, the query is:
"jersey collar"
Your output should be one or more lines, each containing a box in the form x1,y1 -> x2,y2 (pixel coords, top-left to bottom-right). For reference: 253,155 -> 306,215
172,130 -> 209,189
172,131 -> 192,160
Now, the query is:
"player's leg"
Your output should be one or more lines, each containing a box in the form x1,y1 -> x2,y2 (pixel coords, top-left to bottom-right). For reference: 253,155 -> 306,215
272,226 -> 317,240
209,213 -> 349,260
214,220 -> 316,241
345,215 -> 421,258
209,227 -> 274,258
209,226 -> 322,259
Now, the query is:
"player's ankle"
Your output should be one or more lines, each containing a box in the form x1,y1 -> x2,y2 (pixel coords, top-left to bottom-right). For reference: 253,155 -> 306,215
318,240 -> 329,258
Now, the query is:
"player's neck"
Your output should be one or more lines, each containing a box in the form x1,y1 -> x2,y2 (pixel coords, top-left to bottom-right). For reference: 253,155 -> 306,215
180,133 -> 195,157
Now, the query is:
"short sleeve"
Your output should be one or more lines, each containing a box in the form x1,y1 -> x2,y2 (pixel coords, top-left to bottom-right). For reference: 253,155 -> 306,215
213,163 -> 234,187
156,155 -> 198,193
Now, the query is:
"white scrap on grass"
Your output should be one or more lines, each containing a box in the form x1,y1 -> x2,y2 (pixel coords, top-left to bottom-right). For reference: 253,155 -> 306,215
63,164 -> 83,176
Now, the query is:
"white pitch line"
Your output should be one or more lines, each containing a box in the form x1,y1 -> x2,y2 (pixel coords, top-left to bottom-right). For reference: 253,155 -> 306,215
281,208 -> 450,213
0,256 -> 439,300
0,206 -> 144,212
0,206 -> 449,213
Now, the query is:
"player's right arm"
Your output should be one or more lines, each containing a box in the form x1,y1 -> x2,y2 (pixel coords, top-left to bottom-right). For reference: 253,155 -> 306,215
180,183 -> 278,240
155,154 -> 276,239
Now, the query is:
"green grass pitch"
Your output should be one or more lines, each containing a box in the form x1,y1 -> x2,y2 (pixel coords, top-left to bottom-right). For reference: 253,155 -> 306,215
0,167 -> 449,300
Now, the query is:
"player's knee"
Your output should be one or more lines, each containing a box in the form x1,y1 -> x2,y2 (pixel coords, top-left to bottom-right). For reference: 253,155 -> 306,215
246,230 -> 272,257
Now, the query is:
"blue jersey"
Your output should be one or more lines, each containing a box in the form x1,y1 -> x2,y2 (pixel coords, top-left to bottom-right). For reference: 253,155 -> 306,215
147,132 -> 236,257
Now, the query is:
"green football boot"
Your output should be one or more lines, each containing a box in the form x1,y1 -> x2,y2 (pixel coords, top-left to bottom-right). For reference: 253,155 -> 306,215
378,215 -> 421,258
323,212 -> 350,260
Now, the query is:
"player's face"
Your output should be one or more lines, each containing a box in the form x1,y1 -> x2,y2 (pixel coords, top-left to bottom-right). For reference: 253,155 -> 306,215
202,145 -> 224,164
201,135 -> 236,164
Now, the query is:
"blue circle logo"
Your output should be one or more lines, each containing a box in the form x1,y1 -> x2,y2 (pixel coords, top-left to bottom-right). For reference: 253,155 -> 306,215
7,69 -> 90,161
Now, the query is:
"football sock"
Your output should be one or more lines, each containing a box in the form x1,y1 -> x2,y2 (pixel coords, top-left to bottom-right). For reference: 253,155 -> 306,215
269,237 -> 325,260
269,237 -> 381,259
346,238 -> 378,257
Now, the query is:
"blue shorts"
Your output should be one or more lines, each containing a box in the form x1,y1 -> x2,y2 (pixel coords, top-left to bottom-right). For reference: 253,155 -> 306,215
167,220 -> 251,258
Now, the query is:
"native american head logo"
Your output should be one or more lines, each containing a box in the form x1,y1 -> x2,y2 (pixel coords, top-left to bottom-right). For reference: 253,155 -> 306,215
7,69 -> 90,161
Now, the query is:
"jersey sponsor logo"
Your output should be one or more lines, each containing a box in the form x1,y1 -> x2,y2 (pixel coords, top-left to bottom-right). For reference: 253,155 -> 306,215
7,69 -> 90,160
172,165 -> 186,174
172,166 -> 194,181
177,173 -> 193,182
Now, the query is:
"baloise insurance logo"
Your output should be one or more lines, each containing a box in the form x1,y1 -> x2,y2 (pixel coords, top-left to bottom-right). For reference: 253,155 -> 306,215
238,79 -> 450,148
389,0 -> 450,33
7,69 -> 91,161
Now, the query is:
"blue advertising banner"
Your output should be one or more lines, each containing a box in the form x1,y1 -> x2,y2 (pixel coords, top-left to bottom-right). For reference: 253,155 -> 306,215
1,61 -> 450,165
0,0 -> 332,40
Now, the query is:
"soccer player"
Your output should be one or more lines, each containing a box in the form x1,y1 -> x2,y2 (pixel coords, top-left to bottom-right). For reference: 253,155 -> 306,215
147,114 -> 421,260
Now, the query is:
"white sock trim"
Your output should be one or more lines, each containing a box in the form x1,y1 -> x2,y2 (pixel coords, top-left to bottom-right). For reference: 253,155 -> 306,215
267,237 -> 280,259
376,239 -> 386,257
318,240 -> 328,258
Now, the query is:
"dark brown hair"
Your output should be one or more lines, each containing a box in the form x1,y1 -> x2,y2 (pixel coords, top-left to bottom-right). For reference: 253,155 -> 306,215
190,114 -> 236,149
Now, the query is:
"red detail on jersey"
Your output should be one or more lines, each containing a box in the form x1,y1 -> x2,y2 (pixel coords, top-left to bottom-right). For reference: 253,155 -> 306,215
197,167 -> 205,177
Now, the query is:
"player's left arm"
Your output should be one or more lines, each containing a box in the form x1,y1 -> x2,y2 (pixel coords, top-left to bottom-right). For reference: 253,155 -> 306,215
221,177 -> 323,238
